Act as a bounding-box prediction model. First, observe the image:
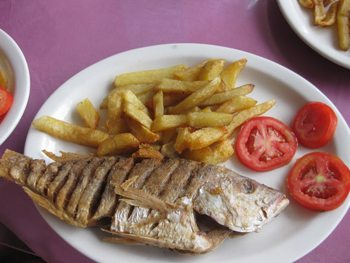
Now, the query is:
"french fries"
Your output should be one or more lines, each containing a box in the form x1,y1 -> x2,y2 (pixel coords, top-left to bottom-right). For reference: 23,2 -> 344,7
187,112 -> 233,128
132,144 -> 163,159
152,115 -> 187,131
337,0 -> 350,50
114,65 -> 186,86
199,84 -> 254,106
33,116 -> 109,147
216,96 -> 257,113
300,0 -> 349,51
198,59 -> 225,80
156,79 -> 209,93
183,139 -> 234,164
174,60 -> 207,81
185,127 -> 227,150
220,59 -> 247,90
126,117 -> 160,143
76,99 -> 100,129
153,90 -> 164,117
97,133 -> 139,156
168,78 -> 220,114
123,103 -> 153,129
33,58 -> 276,164
224,99 -> 276,139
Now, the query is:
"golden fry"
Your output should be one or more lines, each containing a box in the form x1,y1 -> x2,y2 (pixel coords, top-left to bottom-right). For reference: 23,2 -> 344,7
198,59 -> 225,80
117,83 -> 154,95
138,90 -> 156,105
337,0 -> 350,50
156,79 -> 209,93
121,89 -> 149,115
220,59 -> 247,90
153,90 -> 164,117
168,78 -> 220,114
123,102 -> 153,129
182,139 -> 234,164
174,60 -> 207,81
216,96 -> 257,113
199,84 -> 254,106
186,127 -> 227,150
160,142 -> 178,158
163,93 -> 187,107
224,99 -> 276,139
126,117 -> 160,144
174,127 -> 191,153
151,115 -> 187,132
97,133 -> 139,156
33,116 -> 109,148
132,144 -> 163,159
76,98 -> 100,129
187,112 -> 233,128
114,65 -> 186,86
106,89 -> 126,134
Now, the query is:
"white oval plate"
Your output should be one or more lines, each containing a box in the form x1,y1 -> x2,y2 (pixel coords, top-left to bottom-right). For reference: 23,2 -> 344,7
25,44 -> 350,263
277,0 -> 350,69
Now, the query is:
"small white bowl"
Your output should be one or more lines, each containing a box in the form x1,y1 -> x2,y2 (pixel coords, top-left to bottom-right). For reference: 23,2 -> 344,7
0,29 -> 30,145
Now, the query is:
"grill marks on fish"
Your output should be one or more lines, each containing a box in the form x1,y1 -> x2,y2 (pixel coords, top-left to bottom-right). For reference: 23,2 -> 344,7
56,159 -> 91,210
75,157 -> 119,226
0,150 -> 289,254
36,162 -> 61,195
109,159 -> 228,253
92,158 -> 134,221
112,159 -> 162,230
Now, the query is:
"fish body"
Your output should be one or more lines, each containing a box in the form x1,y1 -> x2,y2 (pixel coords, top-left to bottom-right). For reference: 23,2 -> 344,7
0,150 -> 288,253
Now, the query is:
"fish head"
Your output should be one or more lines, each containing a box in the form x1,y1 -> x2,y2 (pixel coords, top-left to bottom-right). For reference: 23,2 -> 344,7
193,166 -> 289,232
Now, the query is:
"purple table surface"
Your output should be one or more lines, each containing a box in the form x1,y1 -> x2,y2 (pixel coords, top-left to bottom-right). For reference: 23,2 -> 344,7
0,0 -> 349,262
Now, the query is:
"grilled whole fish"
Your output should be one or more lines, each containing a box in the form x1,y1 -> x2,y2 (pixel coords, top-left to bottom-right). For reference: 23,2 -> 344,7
0,150 -> 289,253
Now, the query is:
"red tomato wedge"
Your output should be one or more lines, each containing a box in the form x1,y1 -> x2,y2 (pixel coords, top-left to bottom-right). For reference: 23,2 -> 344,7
287,152 -> 350,211
0,88 -> 13,116
292,102 -> 337,148
235,116 -> 297,171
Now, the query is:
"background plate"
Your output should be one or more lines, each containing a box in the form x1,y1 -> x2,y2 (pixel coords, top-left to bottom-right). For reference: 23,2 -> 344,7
24,43 -> 350,263
277,0 -> 350,69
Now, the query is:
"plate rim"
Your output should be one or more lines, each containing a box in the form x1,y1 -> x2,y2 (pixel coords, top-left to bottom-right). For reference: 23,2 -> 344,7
24,43 -> 350,263
0,29 -> 30,145
277,0 -> 350,70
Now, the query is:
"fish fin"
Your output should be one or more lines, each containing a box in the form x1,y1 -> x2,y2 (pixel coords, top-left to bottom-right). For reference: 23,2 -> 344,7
42,150 -> 94,162
115,186 -> 175,214
205,229 -> 230,251
103,236 -> 143,245
22,187 -> 87,228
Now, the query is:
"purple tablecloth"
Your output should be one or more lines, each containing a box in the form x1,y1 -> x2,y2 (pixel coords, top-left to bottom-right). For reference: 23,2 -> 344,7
0,1 -> 349,262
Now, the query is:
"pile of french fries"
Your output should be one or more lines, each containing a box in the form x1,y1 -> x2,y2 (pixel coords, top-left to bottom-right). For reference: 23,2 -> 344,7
33,59 -> 275,164
299,0 -> 350,51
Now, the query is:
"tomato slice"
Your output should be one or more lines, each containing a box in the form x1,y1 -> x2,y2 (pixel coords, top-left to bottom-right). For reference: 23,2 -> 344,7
0,88 -> 13,116
292,102 -> 337,148
287,152 -> 350,211
235,116 -> 297,171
